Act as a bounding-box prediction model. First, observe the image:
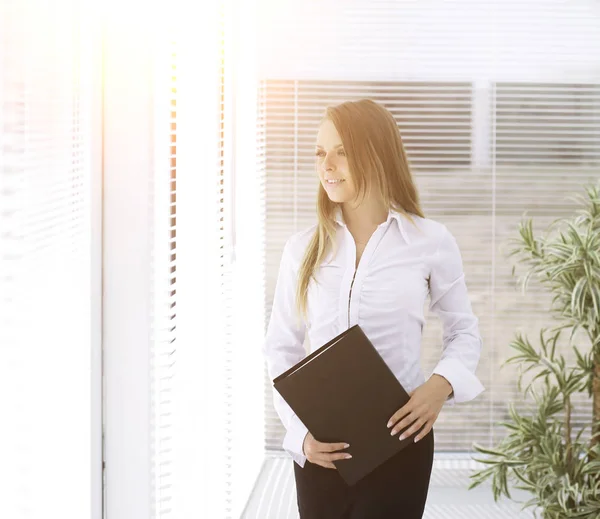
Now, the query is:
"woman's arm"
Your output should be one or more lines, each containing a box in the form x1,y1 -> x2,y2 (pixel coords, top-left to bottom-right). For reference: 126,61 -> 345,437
262,237 -> 310,467
428,225 -> 485,405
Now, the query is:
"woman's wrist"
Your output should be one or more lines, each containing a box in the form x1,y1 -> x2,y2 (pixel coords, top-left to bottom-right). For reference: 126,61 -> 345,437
429,374 -> 454,398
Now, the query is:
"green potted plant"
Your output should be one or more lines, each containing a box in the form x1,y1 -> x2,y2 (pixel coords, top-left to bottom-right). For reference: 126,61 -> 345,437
469,184 -> 600,518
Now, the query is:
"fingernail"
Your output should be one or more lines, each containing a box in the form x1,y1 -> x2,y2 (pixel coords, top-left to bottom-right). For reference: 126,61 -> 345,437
399,434 -> 406,441
390,429 -> 395,436
345,454 -> 352,459
344,443 -> 350,448
414,437 -> 419,443
387,422 -> 392,428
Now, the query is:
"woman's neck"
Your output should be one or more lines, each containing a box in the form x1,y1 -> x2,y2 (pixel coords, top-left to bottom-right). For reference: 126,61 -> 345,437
341,199 -> 388,232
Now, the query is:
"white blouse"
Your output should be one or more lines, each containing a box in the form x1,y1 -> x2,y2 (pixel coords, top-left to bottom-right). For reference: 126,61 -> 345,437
262,209 -> 485,468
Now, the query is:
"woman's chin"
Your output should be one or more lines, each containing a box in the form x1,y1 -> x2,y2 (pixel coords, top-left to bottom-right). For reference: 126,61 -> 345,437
325,191 -> 352,204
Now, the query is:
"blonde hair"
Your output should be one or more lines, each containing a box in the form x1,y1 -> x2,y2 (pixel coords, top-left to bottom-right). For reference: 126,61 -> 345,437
295,99 -> 424,318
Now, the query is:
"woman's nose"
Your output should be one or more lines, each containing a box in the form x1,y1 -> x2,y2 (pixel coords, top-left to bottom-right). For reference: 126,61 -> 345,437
323,154 -> 335,172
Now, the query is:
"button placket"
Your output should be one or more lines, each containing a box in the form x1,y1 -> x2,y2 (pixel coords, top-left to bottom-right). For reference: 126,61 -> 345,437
346,225 -> 387,328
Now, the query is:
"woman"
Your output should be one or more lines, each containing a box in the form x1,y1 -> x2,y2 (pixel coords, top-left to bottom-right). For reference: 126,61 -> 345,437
262,99 -> 485,518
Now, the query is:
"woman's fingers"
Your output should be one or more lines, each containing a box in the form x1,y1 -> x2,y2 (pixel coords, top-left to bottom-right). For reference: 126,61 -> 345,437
324,451 -> 352,462
315,451 -> 351,469
390,411 -> 419,436
316,442 -> 352,464
306,434 -> 348,454
311,449 -> 351,463
398,417 -> 428,441
306,438 -> 352,469
387,399 -> 413,429
414,423 -> 432,443
315,440 -> 349,452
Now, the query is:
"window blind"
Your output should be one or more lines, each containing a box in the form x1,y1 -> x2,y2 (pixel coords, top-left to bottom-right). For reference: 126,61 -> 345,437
490,82 -> 600,444
258,0 -> 600,453
172,0 -> 239,516
150,37 -> 178,517
101,3 -> 179,516
218,2 -> 237,514
0,0 -> 96,516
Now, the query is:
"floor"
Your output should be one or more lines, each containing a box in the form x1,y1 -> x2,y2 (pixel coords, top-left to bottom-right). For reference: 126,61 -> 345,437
242,453 -> 541,518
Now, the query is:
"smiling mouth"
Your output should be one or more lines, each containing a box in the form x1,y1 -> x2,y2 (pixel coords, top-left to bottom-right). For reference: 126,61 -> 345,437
326,179 -> 345,184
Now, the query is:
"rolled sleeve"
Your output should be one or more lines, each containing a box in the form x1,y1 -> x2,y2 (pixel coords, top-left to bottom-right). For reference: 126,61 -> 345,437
428,226 -> 485,405
262,237 -> 309,466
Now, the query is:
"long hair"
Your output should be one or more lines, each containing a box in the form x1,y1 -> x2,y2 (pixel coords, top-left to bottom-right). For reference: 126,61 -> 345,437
295,99 -> 425,318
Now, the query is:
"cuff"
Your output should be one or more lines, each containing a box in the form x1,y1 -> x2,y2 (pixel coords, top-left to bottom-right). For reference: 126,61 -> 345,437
432,357 -> 485,405
282,414 -> 308,468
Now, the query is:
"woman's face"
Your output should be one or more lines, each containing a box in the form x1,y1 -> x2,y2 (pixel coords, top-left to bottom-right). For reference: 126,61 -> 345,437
315,118 -> 358,204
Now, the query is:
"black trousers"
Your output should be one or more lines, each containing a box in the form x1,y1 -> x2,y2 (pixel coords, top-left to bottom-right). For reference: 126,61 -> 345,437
293,428 -> 434,519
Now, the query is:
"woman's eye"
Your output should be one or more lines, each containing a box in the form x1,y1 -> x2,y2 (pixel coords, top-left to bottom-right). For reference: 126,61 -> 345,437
315,149 -> 345,157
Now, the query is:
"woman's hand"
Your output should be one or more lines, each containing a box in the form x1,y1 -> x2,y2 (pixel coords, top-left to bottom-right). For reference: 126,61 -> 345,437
387,374 -> 453,443
303,432 -> 352,469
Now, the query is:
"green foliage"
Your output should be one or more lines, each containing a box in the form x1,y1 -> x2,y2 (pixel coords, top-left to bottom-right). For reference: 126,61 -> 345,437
469,184 -> 600,519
